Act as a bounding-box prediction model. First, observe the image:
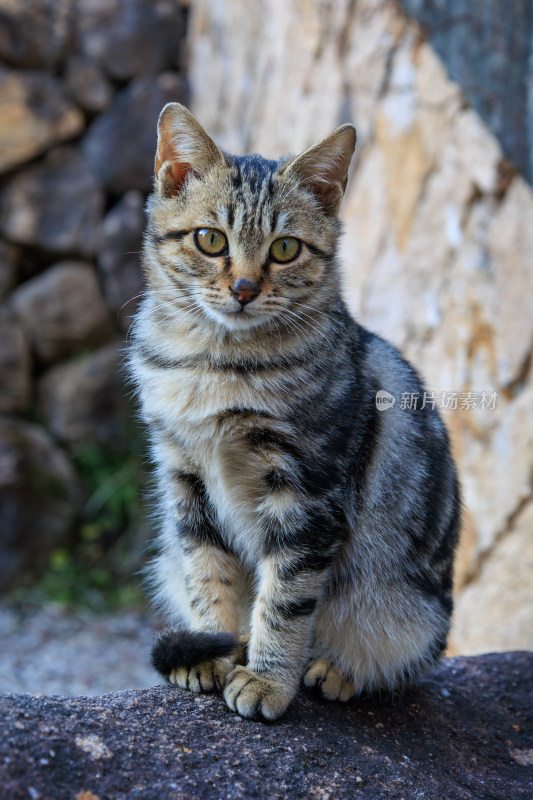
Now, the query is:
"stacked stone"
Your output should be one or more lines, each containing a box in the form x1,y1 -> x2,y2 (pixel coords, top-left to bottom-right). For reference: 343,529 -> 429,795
0,0 -> 187,592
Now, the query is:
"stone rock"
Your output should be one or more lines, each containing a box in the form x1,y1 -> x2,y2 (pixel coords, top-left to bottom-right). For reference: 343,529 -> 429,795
488,176 -> 533,388
75,0 -> 186,81
0,148 -> 104,256
458,378 -> 533,560
0,605 -> 157,696
450,503 -> 533,655
82,72 -> 186,194
0,653 -> 532,798
64,55 -> 113,113
98,191 -> 145,329
0,418 -> 82,593
0,307 -> 31,413
0,69 -> 84,174
375,111 -> 431,251
11,261 -> 113,365
38,342 -> 129,447
0,0 -> 71,69
398,0 -> 533,185
0,239 -> 17,300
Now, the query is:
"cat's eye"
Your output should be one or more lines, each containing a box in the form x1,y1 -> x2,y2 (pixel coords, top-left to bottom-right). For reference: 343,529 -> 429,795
195,228 -> 228,256
269,237 -> 301,264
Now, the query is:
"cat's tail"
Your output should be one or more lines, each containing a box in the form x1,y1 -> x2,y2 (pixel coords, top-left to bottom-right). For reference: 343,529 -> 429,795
151,629 -> 241,679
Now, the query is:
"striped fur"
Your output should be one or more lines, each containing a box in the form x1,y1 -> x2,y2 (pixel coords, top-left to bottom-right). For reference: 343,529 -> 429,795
129,103 -> 460,720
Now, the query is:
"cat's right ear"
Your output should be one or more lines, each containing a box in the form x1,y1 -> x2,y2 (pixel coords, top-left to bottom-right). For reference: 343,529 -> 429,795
155,103 -> 224,197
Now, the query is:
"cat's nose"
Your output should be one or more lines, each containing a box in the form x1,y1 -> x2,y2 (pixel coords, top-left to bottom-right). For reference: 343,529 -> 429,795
230,279 -> 260,305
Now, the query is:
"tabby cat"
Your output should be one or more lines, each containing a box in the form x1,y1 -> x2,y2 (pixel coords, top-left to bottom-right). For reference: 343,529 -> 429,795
129,102 -> 460,721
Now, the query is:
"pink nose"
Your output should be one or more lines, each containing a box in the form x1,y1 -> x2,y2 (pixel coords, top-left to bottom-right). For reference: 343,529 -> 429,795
230,279 -> 260,305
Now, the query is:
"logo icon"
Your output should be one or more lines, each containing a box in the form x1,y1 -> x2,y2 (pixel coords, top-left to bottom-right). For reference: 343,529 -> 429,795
375,390 -> 395,411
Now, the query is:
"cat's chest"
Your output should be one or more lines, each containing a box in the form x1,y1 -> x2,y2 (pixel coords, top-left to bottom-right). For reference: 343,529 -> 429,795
137,355 -> 300,558
138,359 -> 291,431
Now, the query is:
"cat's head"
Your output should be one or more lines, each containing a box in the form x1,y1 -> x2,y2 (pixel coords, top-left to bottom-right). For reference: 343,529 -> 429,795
145,103 -> 356,333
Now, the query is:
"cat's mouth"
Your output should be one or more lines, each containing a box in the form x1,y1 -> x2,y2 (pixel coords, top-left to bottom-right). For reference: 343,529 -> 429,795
201,301 -> 270,331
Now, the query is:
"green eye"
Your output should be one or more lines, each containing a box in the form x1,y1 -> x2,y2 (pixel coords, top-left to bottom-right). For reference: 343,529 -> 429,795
269,237 -> 301,264
195,228 -> 228,256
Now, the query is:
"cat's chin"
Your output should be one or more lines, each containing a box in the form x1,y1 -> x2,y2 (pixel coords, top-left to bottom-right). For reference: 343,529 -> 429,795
201,304 -> 270,332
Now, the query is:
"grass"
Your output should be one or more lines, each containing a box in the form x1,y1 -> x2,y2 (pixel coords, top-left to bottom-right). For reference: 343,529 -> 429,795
19,435 -> 151,613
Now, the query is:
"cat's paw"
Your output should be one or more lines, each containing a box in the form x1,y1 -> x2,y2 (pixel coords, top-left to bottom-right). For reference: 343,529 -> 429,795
223,665 -> 293,721
168,657 -> 234,693
303,658 -> 356,702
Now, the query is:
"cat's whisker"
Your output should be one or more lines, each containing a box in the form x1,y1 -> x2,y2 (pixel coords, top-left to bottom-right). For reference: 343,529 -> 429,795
280,307 -> 329,343
269,316 -> 283,350
284,305 -> 330,334
277,310 -> 332,366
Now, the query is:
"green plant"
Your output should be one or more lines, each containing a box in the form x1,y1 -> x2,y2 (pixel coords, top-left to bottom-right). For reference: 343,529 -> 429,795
31,435 -> 150,611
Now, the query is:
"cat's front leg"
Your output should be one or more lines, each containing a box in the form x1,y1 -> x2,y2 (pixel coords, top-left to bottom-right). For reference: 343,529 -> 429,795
167,542 -> 244,691
224,548 -> 332,720
153,465 -> 244,691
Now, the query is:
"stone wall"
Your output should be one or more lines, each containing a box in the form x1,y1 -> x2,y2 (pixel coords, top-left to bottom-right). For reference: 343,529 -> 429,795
398,0 -> 533,186
188,0 -> 533,655
0,0 -> 188,592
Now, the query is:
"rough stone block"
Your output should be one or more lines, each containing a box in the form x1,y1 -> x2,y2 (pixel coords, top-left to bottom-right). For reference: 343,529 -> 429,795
82,72 -> 186,194
98,191 -> 145,329
0,306 -> 31,413
0,0 -> 71,69
74,0 -> 186,81
0,653 -> 531,798
0,69 -> 83,174
0,148 -> 104,256
11,262 -> 113,365
38,342 -> 129,447
0,418 -> 82,592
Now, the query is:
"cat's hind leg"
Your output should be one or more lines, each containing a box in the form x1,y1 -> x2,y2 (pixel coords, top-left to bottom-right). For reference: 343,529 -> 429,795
306,584 -> 450,700
303,658 -> 356,701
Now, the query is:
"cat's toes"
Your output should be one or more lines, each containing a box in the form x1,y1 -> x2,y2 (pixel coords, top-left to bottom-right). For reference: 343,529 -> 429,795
223,665 -> 292,721
303,658 -> 356,702
168,657 -> 233,693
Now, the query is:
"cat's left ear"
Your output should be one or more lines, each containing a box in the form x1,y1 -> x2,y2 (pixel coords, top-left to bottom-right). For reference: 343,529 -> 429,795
282,124 -> 356,214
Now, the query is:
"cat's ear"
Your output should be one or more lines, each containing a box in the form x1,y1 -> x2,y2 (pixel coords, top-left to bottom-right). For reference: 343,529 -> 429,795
282,124 -> 356,213
155,103 -> 224,197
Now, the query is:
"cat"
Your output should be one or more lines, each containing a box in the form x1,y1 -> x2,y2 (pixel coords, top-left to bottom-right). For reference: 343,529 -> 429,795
129,102 -> 460,721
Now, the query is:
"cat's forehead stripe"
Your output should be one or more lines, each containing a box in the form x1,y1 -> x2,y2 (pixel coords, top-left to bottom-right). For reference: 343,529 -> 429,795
223,154 -> 280,238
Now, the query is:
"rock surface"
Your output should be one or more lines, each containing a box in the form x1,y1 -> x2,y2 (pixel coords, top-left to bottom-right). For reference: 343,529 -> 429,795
0,419 -> 82,593
98,190 -> 145,328
0,148 -> 104,256
0,0 -> 188,594
0,69 -> 83,174
74,0 -> 185,81
11,262 -> 113,364
398,0 -> 533,186
0,605 -> 156,696
0,307 -> 31,413
0,652 -> 532,799
38,342 -> 128,447
0,0 -> 71,69
82,72 -> 186,194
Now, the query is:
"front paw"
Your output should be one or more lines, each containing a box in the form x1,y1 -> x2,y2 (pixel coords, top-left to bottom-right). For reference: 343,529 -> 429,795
223,665 -> 294,721
169,657 -> 233,693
